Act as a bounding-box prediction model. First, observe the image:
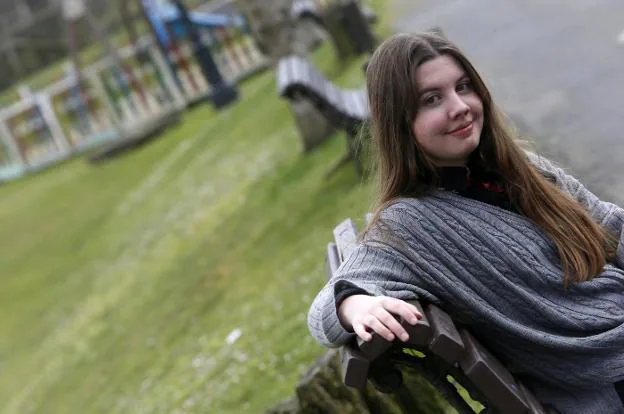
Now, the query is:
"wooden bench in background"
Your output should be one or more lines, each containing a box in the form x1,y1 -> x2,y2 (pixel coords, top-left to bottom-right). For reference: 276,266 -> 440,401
327,216 -> 552,414
276,55 -> 369,176
291,0 -> 378,59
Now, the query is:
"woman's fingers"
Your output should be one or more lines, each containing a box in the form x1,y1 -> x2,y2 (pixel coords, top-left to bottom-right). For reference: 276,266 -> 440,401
365,315 -> 395,342
350,297 -> 424,343
353,322 -> 373,342
382,298 -> 422,325
374,308 -> 410,342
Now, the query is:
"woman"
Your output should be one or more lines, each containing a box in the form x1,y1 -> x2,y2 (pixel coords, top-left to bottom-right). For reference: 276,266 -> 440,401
307,32 -> 624,413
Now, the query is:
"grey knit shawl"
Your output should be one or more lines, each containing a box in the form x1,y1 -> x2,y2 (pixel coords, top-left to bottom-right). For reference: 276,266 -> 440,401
307,155 -> 624,414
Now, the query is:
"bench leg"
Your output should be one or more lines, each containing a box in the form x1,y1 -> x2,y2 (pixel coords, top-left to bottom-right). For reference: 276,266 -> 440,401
323,127 -> 364,179
324,134 -> 363,178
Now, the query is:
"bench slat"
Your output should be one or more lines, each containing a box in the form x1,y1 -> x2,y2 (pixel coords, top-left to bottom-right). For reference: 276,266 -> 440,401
343,90 -> 369,121
519,382 -> 548,414
403,300 -> 432,347
333,218 -> 359,262
459,330 -> 530,414
340,345 -> 370,390
326,242 -> 340,281
276,55 -> 369,126
291,0 -> 322,23
426,304 -> 465,365
356,334 -> 392,360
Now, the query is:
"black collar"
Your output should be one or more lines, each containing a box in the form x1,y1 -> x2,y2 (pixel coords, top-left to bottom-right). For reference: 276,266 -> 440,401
439,166 -> 472,192
438,160 -> 501,193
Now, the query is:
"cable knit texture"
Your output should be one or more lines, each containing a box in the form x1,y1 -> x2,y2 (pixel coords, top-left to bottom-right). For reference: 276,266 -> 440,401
307,154 -> 624,414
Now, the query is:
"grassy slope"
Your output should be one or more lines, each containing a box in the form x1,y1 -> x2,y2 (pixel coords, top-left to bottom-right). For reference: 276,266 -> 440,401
0,36 -> 379,414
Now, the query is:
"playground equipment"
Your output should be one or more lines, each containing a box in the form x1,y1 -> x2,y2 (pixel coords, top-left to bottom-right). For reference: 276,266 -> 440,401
83,38 -> 185,163
142,0 -> 266,106
171,0 -> 239,109
64,0 -> 183,162
0,39 -> 185,179
43,67 -> 117,152
0,119 -> 24,182
0,88 -> 70,180
0,0 -> 268,182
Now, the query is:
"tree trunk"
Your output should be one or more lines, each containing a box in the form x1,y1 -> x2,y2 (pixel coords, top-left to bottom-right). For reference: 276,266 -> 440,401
235,0 -> 334,152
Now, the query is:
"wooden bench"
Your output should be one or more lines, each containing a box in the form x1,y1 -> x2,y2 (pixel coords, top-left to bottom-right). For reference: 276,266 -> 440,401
291,0 -> 326,27
276,55 -> 369,176
291,0 -> 378,58
327,216 -> 553,414
291,0 -> 378,27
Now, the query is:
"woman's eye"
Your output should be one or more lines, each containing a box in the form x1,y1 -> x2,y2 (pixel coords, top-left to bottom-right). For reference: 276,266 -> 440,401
456,81 -> 473,93
423,94 -> 441,107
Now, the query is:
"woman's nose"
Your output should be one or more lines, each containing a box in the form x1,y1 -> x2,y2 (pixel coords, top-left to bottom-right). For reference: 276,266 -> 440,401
448,95 -> 470,119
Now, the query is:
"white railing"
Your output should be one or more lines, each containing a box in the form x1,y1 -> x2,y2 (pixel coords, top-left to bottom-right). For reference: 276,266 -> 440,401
0,16 -> 267,182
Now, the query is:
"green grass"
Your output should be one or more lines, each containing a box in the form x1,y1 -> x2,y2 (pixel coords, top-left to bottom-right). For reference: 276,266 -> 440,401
0,37 -> 379,414
0,1 -> 422,412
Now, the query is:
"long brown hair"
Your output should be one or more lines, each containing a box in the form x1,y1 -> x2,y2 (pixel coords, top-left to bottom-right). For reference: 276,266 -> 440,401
364,31 -> 615,284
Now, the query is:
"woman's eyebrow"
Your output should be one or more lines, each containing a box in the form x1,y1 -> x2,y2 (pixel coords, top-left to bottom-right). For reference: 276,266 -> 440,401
418,85 -> 440,95
419,73 -> 469,95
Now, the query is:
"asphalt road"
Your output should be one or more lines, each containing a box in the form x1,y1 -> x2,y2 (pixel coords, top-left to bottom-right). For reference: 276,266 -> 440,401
392,0 -> 624,204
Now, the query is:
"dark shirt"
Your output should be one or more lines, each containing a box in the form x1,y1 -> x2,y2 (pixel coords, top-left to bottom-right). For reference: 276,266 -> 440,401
438,164 -> 517,213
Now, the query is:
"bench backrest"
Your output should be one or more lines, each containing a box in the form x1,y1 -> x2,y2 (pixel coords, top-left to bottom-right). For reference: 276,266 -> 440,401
277,55 -> 369,130
290,0 -> 325,26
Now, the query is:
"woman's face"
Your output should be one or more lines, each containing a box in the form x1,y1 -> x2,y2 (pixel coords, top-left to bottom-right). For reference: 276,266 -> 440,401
411,55 -> 484,167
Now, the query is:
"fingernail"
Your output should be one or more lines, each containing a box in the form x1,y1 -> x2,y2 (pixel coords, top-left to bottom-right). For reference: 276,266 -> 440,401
401,333 -> 409,341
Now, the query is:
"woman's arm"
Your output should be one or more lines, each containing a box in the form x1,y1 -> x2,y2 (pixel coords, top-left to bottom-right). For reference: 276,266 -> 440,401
307,225 -> 432,348
528,153 -> 624,267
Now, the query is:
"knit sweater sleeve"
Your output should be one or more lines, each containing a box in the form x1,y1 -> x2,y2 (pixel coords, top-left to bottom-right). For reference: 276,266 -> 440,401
307,216 -> 429,348
528,152 -> 624,268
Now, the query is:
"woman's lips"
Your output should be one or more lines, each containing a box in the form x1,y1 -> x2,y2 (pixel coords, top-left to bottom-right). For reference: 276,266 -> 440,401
447,122 -> 473,138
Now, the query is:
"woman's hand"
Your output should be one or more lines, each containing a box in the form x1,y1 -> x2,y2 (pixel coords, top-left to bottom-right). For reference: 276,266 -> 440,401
338,294 -> 423,342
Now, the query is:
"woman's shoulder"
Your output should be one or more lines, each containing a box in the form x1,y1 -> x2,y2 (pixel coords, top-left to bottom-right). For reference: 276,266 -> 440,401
379,195 -> 444,224
382,197 -> 426,215
373,198 -> 419,227
525,150 -> 570,179
524,150 -> 580,188
366,198 -> 431,245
